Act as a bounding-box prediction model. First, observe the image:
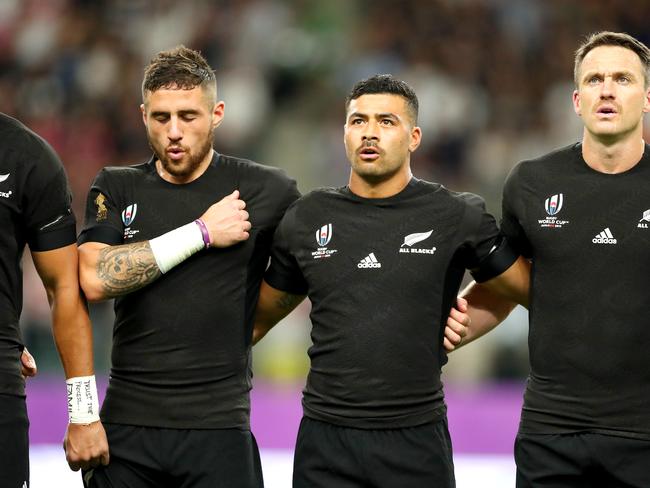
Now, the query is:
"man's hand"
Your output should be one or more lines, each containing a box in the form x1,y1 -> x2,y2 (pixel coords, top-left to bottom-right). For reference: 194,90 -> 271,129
444,297 -> 470,352
64,421 -> 110,471
200,190 -> 252,247
20,348 -> 37,378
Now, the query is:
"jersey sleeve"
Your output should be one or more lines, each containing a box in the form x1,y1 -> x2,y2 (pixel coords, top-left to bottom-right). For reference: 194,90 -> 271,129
23,139 -> 77,252
501,162 -> 532,258
456,193 -> 519,283
77,168 -> 124,245
265,203 -> 308,295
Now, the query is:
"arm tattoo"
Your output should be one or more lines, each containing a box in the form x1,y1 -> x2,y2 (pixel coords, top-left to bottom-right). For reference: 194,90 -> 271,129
274,292 -> 303,311
97,242 -> 161,297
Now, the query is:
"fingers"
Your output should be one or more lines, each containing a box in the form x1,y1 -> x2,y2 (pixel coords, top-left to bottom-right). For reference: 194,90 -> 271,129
448,307 -> 470,328
445,306 -> 469,351
443,337 -> 456,352
64,422 -> 110,472
444,324 -> 464,347
455,296 -> 468,312
20,348 -> 37,378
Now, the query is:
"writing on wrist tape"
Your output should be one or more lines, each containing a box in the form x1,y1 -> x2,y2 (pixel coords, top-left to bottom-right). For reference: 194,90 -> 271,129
149,221 -> 205,273
66,375 -> 100,424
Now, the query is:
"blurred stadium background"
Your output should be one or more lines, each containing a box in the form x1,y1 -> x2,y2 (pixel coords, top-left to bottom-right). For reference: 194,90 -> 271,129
5,0 -> 649,485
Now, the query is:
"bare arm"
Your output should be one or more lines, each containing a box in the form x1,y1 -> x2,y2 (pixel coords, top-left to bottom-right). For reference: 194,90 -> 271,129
31,244 -> 109,471
79,190 -> 252,302
446,256 -> 531,351
253,279 -> 306,345
79,240 -> 161,301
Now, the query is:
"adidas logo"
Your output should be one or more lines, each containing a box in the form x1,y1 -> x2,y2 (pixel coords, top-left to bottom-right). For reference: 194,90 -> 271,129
357,252 -> 381,268
592,227 -> 617,244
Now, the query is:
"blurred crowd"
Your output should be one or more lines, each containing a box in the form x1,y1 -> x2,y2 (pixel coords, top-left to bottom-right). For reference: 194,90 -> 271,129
9,0 -> 650,383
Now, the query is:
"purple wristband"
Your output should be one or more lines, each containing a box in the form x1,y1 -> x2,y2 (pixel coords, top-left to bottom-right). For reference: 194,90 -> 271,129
194,219 -> 211,249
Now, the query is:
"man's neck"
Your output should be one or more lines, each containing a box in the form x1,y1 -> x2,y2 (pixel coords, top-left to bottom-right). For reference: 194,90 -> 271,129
156,149 -> 214,184
582,130 -> 645,174
348,168 -> 412,199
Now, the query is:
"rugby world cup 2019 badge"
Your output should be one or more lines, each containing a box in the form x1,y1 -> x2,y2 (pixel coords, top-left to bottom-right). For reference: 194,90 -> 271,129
312,223 -> 337,259
121,203 -> 140,239
538,193 -> 570,228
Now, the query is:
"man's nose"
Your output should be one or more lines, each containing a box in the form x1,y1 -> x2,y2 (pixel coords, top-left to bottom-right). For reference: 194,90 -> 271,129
600,77 -> 616,98
168,117 -> 182,140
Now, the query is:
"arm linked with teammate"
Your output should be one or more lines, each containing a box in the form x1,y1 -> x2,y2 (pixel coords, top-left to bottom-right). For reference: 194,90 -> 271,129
253,279 -> 306,345
79,190 -> 251,301
31,244 -> 110,471
445,256 -> 531,351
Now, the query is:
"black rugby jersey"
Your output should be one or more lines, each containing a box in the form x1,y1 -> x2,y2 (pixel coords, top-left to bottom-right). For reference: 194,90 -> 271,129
502,143 -> 650,439
78,153 -> 299,429
0,113 -> 77,397
266,178 -> 517,428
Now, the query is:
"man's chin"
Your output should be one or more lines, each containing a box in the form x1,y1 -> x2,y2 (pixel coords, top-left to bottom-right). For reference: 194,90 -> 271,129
160,158 -> 194,178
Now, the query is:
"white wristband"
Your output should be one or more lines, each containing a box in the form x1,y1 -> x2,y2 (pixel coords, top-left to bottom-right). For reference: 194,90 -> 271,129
66,375 -> 100,424
149,221 -> 205,274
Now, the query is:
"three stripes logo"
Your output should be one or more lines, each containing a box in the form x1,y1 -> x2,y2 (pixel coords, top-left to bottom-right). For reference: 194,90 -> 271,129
357,252 -> 381,268
592,227 -> 617,244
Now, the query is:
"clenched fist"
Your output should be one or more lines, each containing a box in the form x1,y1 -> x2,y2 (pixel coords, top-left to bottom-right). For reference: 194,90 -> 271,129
200,190 -> 252,248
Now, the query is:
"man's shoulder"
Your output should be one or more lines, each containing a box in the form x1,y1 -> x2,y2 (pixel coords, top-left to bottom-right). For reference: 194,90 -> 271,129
0,113 -> 62,169
0,113 -> 33,143
294,186 -> 344,205
95,161 -> 150,182
412,179 -> 485,211
513,143 -> 580,178
218,154 -> 295,185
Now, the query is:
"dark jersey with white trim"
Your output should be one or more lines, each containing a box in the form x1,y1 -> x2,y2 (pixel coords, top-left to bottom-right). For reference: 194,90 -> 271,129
266,178 -> 517,429
0,113 -> 77,397
502,143 -> 650,439
78,153 -> 299,429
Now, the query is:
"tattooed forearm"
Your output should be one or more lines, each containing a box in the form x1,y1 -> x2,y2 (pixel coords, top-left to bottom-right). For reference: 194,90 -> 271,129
274,292 -> 304,311
97,241 -> 161,297
252,291 -> 306,345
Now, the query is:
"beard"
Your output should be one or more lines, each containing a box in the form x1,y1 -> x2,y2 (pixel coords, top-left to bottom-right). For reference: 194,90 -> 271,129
149,130 -> 214,179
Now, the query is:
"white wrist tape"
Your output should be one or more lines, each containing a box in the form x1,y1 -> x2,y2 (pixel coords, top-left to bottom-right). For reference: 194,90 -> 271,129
149,221 -> 205,274
66,375 -> 100,424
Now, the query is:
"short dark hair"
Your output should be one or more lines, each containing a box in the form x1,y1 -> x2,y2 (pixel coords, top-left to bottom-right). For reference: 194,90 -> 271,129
142,45 -> 216,102
574,31 -> 650,87
346,74 -> 419,124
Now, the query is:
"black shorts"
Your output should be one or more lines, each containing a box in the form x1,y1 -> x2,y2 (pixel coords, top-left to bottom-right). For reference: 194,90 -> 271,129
83,423 -> 263,488
515,432 -> 650,488
293,416 -> 455,488
0,394 -> 29,487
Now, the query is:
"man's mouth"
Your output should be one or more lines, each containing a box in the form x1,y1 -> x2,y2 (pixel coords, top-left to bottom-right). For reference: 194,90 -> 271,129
596,105 -> 617,117
359,146 -> 380,161
167,147 -> 186,161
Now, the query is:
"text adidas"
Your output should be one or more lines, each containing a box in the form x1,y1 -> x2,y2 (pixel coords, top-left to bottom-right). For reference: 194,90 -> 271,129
592,237 -> 617,244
